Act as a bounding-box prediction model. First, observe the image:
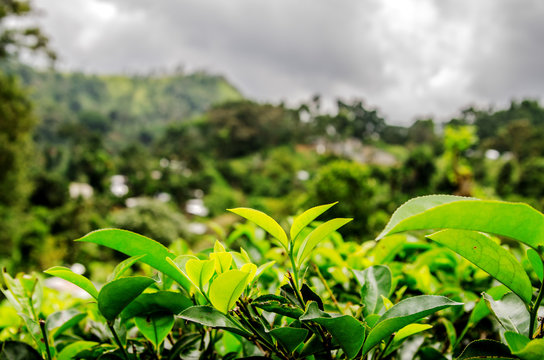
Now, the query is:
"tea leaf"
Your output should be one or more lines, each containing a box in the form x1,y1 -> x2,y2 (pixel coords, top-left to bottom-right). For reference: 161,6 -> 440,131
121,291 -> 193,320
179,305 -> 250,336
362,295 -> 462,354
456,339 -> 514,359
352,265 -> 392,316
77,229 -> 192,292
209,270 -> 249,313
98,276 -> 155,321
270,327 -> 308,353
511,338 -> 544,360
228,208 -> 289,250
185,259 -> 215,292
57,341 -> 99,360
135,313 -> 174,349
44,266 -> 98,300
379,195 -> 544,249
428,229 -> 533,303
296,218 -> 352,265
483,292 -> 530,336
527,249 -> 543,282
108,254 -> 146,281
290,202 -> 337,243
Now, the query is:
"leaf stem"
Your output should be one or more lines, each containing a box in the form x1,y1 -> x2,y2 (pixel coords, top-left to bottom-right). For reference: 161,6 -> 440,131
39,319 -> 52,360
108,321 -> 130,360
312,262 -> 342,313
530,278 -> 544,337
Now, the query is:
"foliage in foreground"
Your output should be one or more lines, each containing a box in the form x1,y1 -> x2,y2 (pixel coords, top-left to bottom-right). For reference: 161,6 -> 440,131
2,196 -> 544,359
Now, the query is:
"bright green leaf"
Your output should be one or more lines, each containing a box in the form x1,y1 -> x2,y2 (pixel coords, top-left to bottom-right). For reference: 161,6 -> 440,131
393,323 -> 432,344
512,338 -> 544,360
108,254 -> 146,281
185,259 -> 215,292
77,229 -> 192,292
352,265 -> 392,317
483,292 -> 530,336
210,252 -> 233,274
57,341 -> 98,360
296,218 -> 352,265
378,195 -> 544,249
228,208 -> 289,250
504,331 -> 531,353
98,276 -> 155,321
290,202 -> 337,243
527,249 -> 543,282
427,229 -> 533,303
44,266 -> 98,299
45,309 -> 85,339
209,270 -> 249,313
135,313 -> 174,349
240,263 -> 257,284
362,295 -> 462,354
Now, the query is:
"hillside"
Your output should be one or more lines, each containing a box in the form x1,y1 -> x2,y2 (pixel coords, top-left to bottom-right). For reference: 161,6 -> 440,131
2,62 -> 244,147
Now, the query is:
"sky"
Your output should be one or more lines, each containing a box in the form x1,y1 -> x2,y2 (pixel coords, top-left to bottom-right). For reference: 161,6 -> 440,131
33,0 -> 544,125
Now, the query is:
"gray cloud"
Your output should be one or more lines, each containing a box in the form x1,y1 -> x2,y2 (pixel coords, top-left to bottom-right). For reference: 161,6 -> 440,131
35,0 -> 544,124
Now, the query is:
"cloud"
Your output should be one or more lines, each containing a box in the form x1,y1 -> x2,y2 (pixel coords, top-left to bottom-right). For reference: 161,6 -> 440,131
35,0 -> 544,124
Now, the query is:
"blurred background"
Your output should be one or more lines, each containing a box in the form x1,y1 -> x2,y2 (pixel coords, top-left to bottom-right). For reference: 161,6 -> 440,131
1,0 -> 544,275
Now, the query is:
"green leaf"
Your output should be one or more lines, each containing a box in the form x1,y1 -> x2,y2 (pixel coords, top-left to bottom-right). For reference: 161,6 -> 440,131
252,294 -> 304,319
45,309 -> 86,339
209,270 -> 249,313
228,208 -> 289,250
427,229 -> 533,303
352,265 -> 392,317
468,285 -> 509,326
483,292 -> 530,336
456,339 -> 515,359
185,259 -> 215,291
527,249 -> 543,282
108,254 -> 146,281
57,341 -> 99,360
0,341 -> 43,360
179,305 -> 250,336
296,218 -> 352,265
77,229 -> 192,292
511,338 -> 544,360
504,331 -> 530,353
135,313 -> 174,349
44,266 -> 98,299
210,252 -> 233,274
98,276 -> 155,321
378,195 -> 544,249
300,301 -> 365,359
270,327 -> 308,353
362,295 -> 462,354
393,323 -> 433,344
121,291 -> 193,320
290,202 -> 337,242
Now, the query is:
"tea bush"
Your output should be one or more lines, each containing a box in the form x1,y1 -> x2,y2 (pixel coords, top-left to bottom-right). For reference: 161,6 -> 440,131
1,195 -> 544,359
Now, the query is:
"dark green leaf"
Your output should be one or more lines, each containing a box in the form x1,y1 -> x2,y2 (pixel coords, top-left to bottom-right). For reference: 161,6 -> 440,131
0,341 -> 42,360
121,291 -> 193,321
362,295 -> 462,354
168,333 -> 201,360
179,306 -> 250,336
98,276 -> 155,321
135,313 -> 174,349
270,327 -> 308,353
300,302 -> 365,359
456,339 -> 515,359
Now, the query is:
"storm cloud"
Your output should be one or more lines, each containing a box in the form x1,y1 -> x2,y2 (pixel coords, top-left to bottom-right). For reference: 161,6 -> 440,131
35,0 -> 544,124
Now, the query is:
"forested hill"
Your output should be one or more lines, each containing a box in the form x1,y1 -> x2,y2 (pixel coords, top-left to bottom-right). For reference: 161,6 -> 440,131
1,62 -> 243,147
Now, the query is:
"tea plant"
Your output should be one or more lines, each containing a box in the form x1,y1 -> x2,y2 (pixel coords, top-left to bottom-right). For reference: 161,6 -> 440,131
1,196 -> 544,359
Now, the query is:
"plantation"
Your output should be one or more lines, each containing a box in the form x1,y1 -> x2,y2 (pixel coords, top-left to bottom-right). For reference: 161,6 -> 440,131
2,196 -> 544,359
